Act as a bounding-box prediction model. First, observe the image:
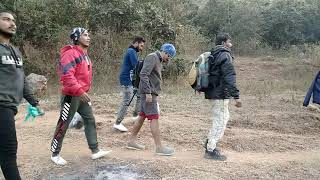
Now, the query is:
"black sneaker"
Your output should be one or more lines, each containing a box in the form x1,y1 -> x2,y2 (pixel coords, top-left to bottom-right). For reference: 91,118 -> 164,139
204,149 -> 227,161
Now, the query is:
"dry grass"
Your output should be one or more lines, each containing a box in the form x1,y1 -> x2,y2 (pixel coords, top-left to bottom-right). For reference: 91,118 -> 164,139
237,56 -> 317,100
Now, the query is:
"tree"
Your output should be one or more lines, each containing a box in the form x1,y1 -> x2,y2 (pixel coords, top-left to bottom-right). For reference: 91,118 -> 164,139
193,0 -> 232,39
303,0 -> 320,43
260,0 -> 305,48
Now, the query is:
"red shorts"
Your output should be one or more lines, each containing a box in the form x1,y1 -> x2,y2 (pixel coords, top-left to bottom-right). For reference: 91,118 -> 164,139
139,94 -> 160,120
139,112 -> 159,120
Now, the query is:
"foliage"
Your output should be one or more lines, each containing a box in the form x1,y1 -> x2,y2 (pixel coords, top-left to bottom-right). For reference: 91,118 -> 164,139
260,0 -> 305,48
194,0 -> 320,49
1,0 -> 320,82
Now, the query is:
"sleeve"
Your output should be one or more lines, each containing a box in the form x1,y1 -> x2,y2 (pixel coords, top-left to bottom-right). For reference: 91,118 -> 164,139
303,73 -> 318,107
59,51 -> 84,96
128,49 -> 138,68
23,74 -> 39,107
139,55 -> 156,94
220,53 -> 240,99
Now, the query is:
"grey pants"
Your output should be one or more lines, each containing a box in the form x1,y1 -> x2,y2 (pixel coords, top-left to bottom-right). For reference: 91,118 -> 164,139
116,85 -> 140,124
207,99 -> 230,152
50,95 -> 98,154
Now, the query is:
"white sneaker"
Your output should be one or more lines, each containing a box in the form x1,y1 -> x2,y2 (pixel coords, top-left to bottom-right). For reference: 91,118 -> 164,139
91,150 -> 112,160
51,155 -> 67,165
113,123 -> 128,132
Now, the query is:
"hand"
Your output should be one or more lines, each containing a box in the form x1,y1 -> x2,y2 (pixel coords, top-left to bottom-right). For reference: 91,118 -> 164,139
235,99 -> 242,108
35,104 -> 45,116
80,92 -> 91,103
146,94 -> 152,103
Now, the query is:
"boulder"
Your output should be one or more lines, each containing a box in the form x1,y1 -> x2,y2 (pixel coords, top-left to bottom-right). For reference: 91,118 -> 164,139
26,73 -> 47,97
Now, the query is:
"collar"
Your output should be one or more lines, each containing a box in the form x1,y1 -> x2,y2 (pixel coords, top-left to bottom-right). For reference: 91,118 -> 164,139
129,45 -> 139,52
155,51 -> 163,62
0,43 -> 11,48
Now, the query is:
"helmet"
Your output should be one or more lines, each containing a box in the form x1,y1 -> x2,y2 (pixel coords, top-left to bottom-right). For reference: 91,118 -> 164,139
160,43 -> 176,58
70,27 -> 87,42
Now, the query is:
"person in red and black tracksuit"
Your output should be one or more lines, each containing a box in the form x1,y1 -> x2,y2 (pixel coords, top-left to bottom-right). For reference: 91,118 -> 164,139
50,27 -> 111,165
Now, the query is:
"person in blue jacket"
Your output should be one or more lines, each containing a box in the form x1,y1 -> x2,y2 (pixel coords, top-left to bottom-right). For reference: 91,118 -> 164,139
114,36 -> 145,132
303,71 -> 320,107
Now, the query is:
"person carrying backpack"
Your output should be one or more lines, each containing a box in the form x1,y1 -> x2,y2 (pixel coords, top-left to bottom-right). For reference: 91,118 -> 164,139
114,36 -> 145,132
203,33 -> 242,161
127,43 -> 176,156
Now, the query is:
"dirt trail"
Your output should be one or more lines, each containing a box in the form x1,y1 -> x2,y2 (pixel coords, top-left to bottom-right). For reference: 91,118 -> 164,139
2,57 -> 320,180
109,148 -> 320,164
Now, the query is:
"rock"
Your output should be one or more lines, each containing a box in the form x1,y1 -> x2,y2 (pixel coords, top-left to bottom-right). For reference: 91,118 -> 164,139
26,73 -> 47,97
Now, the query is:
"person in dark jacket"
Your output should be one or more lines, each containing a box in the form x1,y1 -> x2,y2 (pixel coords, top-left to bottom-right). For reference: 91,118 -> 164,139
50,27 -> 110,165
204,33 -> 242,161
303,71 -> 320,107
114,36 -> 145,132
0,10 -> 40,180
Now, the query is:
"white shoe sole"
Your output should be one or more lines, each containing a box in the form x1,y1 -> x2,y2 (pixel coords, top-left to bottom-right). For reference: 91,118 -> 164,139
126,146 -> 144,151
114,127 -> 128,132
113,125 -> 128,132
51,157 -> 67,165
156,151 -> 175,156
91,150 -> 112,160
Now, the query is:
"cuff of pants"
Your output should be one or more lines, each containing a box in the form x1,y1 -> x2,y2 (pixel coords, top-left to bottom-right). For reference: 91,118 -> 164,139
89,143 -> 98,152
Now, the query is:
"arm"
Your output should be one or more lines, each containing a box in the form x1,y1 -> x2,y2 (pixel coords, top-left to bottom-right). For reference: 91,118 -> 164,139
59,52 -> 84,96
128,49 -> 138,68
220,53 -> 240,99
139,55 -> 156,94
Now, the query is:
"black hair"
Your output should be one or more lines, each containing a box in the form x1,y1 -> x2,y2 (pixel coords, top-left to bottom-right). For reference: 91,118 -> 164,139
132,36 -> 146,44
70,28 -> 87,45
0,9 -> 15,17
215,32 -> 231,45
73,40 -> 79,45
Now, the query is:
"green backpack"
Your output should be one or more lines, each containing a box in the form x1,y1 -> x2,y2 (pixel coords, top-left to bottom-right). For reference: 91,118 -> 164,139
188,52 -> 212,92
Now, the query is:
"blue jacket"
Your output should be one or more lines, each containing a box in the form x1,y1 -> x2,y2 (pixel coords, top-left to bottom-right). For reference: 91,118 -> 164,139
119,46 -> 139,86
303,71 -> 320,106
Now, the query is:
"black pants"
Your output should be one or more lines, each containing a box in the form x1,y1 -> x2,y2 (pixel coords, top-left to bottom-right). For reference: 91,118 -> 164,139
0,107 -> 21,180
51,95 -> 98,155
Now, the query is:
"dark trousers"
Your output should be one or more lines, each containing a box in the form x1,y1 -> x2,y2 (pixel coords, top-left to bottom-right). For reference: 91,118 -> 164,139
0,107 -> 21,180
50,95 -> 98,154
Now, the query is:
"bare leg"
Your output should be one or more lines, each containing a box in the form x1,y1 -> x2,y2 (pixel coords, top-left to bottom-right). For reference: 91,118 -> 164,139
150,119 -> 162,150
128,116 -> 145,143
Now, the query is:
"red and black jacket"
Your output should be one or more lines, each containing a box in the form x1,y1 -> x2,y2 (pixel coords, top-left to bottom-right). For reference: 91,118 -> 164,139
58,45 -> 92,96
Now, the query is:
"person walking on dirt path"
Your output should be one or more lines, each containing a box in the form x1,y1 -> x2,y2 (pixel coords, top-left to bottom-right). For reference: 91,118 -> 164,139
114,36 -> 145,132
50,27 -> 111,165
203,32 -> 242,161
0,10 -> 41,180
303,71 -> 320,107
127,43 -> 176,156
